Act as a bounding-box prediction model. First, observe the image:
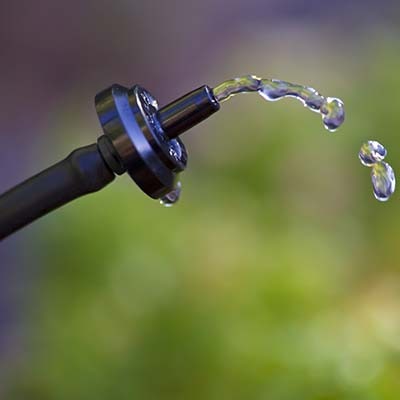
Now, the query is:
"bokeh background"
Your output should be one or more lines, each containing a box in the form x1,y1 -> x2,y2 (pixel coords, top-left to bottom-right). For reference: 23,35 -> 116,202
1,1 -> 400,399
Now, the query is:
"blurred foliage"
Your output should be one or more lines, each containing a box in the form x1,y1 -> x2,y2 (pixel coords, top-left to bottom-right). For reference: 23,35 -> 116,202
4,43 -> 400,400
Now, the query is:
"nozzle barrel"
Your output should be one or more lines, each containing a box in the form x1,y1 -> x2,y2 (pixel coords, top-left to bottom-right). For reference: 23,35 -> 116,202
157,85 -> 220,139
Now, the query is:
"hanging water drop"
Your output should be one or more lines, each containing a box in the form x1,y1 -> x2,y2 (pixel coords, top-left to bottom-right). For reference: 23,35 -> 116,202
358,140 -> 387,167
160,181 -> 182,207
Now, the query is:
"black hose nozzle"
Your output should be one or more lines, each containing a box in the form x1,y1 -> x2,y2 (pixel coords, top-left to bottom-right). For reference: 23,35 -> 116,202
0,82 -> 221,240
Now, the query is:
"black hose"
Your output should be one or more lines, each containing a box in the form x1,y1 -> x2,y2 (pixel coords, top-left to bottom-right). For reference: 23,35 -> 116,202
0,143 -> 115,240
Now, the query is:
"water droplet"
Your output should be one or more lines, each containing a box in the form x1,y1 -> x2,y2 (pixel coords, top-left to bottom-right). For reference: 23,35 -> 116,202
358,141 -> 387,166
212,75 -> 345,131
320,97 -> 345,132
160,181 -> 181,207
371,162 -> 396,202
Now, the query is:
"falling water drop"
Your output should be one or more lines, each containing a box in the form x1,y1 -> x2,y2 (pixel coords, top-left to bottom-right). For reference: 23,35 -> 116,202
371,162 -> 396,202
160,181 -> 182,207
358,141 -> 387,167
358,141 -> 395,201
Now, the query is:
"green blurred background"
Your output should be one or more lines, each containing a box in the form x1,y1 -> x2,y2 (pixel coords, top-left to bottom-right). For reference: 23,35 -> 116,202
1,1 -> 400,399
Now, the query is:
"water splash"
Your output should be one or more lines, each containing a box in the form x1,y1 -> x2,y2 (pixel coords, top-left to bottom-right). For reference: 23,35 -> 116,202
213,75 -> 345,132
160,181 -> 182,207
160,75 -> 346,208
358,141 -> 396,202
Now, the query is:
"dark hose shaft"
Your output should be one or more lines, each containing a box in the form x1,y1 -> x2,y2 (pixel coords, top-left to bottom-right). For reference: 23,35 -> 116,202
0,144 -> 115,240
